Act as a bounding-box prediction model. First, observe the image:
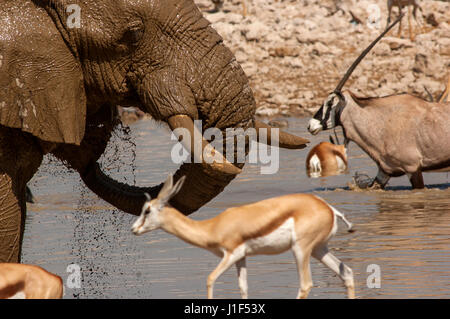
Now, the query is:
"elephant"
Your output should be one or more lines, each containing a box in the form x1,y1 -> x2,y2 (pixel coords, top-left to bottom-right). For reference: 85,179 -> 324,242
0,0 -> 309,263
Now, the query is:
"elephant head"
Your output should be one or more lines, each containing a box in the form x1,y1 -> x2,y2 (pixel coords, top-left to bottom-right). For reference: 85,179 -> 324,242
1,0 -> 309,217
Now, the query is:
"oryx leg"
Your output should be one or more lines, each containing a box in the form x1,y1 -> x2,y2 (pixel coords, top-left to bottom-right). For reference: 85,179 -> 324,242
370,168 -> 391,189
408,171 -> 424,189
312,245 -> 355,299
386,3 -> 392,28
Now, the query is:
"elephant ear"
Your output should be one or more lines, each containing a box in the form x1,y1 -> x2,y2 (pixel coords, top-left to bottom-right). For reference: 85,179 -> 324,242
0,3 -> 85,145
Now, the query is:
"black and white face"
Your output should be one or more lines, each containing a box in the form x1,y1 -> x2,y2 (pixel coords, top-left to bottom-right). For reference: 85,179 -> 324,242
308,92 -> 343,135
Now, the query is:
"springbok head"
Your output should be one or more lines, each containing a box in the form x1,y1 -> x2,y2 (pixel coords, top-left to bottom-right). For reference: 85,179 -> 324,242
132,175 -> 186,235
308,14 -> 404,135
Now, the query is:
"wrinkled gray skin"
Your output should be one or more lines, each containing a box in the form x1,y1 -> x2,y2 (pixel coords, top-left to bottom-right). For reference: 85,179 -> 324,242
0,0 -> 259,262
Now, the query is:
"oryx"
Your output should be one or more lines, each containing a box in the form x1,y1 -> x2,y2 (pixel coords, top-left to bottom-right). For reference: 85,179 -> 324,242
308,15 -> 450,189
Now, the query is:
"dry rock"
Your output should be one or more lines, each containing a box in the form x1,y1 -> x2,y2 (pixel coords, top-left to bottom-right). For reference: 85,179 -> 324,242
243,21 -> 269,41
192,0 -> 450,117
373,42 -> 391,56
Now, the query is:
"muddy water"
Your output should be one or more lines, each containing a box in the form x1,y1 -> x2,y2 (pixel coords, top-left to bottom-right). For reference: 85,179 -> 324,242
23,118 -> 450,299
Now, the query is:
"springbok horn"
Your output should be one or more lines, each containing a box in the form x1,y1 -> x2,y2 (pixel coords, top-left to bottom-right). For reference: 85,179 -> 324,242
254,120 -> 309,149
334,13 -> 405,93
168,115 -> 242,175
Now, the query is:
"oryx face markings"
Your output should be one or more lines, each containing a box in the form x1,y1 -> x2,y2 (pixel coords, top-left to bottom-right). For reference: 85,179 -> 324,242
308,93 -> 343,135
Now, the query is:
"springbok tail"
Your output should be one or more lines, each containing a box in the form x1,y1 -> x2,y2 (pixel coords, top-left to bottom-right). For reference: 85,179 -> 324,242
334,209 -> 354,233
316,196 -> 355,233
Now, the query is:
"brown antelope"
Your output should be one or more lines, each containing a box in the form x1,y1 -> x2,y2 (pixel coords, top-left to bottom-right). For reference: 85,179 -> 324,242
0,263 -> 63,299
387,0 -> 424,40
308,16 -> 450,190
132,175 -> 355,299
306,133 -> 348,178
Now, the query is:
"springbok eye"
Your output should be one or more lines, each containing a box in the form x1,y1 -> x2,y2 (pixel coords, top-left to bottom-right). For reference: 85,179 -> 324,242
142,203 -> 151,215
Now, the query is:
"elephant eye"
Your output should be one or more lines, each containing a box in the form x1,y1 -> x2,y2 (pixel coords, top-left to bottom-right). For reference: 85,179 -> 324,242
121,22 -> 144,46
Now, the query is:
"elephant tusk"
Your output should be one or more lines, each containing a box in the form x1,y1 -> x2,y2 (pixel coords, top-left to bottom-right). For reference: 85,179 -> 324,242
254,120 -> 309,149
168,115 -> 242,176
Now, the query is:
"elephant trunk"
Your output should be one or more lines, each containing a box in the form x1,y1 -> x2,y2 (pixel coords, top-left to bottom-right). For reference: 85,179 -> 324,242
81,159 -> 239,216
80,162 -> 159,216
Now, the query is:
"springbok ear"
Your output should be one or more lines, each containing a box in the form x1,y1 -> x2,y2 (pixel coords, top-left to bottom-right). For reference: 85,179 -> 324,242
157,175 -> 174,200
159,176 -> 186,204
0,3 -> 86,145
168,176 -> 186,200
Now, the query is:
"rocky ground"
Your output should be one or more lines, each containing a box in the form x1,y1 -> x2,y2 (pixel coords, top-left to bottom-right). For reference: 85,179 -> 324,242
192,0 -> 450,117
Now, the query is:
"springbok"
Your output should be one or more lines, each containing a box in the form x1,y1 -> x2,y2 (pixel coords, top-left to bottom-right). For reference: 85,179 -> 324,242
306,133 -> 348,178
387,0 -> 424,40
132,175 -> 355,299
0,263 -> 63,299
308,15 -> 450,190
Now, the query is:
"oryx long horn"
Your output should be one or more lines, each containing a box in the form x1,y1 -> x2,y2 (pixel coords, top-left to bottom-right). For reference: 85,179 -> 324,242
254,120 -> 309,149
333,128 -> 341,145
329,128 -> 341,145
334,13 -> 405,93
168,115 -> 241,175
329,135 -> 336,145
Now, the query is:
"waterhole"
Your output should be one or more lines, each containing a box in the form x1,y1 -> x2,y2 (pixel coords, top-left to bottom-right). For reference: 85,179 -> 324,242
23,118 -> 450,298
